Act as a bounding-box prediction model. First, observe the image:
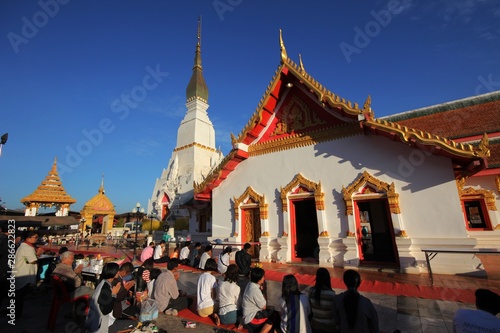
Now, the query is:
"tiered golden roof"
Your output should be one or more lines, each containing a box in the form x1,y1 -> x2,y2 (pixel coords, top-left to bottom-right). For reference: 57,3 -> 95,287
21,157 -> 76,207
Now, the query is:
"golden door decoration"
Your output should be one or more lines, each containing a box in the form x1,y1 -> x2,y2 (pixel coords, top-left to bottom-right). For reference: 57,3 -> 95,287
244,208 -> 261,257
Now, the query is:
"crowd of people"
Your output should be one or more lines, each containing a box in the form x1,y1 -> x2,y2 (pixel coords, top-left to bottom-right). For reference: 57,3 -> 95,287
5,231 -> 500,333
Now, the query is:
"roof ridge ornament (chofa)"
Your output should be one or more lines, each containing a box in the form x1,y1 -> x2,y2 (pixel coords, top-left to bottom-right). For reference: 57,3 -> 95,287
298,54 -> 305,73
279,29 -> 287,63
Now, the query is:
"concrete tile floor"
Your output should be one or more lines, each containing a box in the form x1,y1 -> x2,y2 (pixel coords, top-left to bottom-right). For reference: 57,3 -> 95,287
3,245 -> 499,333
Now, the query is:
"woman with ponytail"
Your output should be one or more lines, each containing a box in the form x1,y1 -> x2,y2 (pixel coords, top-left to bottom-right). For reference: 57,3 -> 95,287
280,274 -> 312,333
334,270 -> 379,333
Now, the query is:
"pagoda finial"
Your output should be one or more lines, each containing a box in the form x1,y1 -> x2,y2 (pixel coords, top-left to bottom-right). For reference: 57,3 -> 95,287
99,173 -> 105,194
51,157 -> 58,174
186,16 -> 209,102
279,29 -> 288,63
197,16 -> 201,47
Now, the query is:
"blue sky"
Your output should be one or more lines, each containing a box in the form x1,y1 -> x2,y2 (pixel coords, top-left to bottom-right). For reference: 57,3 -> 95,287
1,0 -> 499,214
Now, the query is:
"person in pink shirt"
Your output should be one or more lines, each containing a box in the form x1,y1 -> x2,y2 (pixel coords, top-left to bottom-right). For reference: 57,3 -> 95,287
140,242 -> 155,262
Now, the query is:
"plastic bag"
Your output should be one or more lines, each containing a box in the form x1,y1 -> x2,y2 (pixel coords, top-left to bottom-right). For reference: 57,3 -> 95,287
139,298 -> 159,322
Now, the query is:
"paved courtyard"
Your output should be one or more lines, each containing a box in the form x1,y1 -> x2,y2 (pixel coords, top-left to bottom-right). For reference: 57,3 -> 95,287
2,245 -> 499,333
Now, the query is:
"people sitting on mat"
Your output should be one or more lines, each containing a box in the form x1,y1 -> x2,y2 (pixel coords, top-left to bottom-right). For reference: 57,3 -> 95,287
196,258 -> 220,325
188,242 -> 202,268
170,246 -> 180,259
235,243 -> 252,278
242,267 -> 280,333
85,263 -> 122,333
280,274 -> 312,333
153,240 -> 166,260
140,242 -> 155,262
334,269 -> 379,333
153,258 -> 192,315
453,288 -> 500,332
135,258 -> 154,301
179,241 -> 191,264
52,251 -> 94,298
111,262 -> 137,320
218,264 -> 243,329
148,268 -> 162,297
198,245 -> 213,270
307,267 -> 337,333
217,246 -> 232,274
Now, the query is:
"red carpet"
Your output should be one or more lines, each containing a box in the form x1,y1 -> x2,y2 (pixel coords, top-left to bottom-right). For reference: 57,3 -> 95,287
174,265 -> 478,303
263,270 -> 477,304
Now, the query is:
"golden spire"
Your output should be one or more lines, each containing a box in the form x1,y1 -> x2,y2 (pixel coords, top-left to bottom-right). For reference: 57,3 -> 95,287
99,173 -> 105,194
186,16 -> 209,102
279,29 -> 287,63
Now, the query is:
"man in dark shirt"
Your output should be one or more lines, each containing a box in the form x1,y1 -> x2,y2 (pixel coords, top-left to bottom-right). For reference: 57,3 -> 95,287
188,242 -> 202,267
235,243 -> 252,277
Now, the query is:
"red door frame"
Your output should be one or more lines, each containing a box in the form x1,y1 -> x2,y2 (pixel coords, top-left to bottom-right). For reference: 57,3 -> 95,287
354,198 -> 399,265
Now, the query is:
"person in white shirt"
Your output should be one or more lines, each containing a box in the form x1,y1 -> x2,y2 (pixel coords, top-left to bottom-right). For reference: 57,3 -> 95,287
217,246 -> 232,274
179,241 -> 191,264
198,245 -> 212,270
218,264 -> 242,328
196,258 -> 220,325
153,240 -> 165,260
453,288 -> 500,332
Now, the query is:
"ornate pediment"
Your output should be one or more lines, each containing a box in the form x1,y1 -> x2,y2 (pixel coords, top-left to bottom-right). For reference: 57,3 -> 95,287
233,187 -> 268,220
342,171 -> 400,215
280,173 -> 324,212
456,177 -> 497,211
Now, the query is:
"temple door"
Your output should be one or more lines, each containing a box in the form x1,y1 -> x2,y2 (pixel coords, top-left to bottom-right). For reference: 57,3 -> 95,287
243,208 -> 261,258
356,199 -> 398,265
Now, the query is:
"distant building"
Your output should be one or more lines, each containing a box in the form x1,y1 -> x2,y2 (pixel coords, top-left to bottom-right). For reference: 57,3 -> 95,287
21,157 -> 76,216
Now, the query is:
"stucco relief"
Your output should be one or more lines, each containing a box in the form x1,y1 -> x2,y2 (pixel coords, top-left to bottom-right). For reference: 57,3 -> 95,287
341,171 -> 400,215
280,173 -> 324,212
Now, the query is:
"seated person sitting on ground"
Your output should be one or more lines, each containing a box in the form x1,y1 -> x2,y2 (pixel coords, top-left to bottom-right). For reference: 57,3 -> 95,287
111,262 -> 137,320
218,264 -> 242,328
52,251 -> 94,298
198,245 -> 213,270
188,242 -> 202,268
196,258 -> 220,325
179,241 -> 191,264
152,258 -> 192,315
242,267 -> 280,333
235,243 -> 252,277
453,288 -> 500,332
334,269 -> 379,332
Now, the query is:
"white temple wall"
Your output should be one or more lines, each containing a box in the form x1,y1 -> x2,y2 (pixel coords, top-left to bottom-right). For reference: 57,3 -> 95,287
211,134 -> 476,272
212,135 -> 466,239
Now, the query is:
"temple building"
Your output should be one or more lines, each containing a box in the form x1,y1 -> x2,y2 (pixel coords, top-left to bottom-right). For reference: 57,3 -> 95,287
148,19 -> 222,238
80,176 -> 116,234
21,157 -> 76,216
193,31 -> 498,276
